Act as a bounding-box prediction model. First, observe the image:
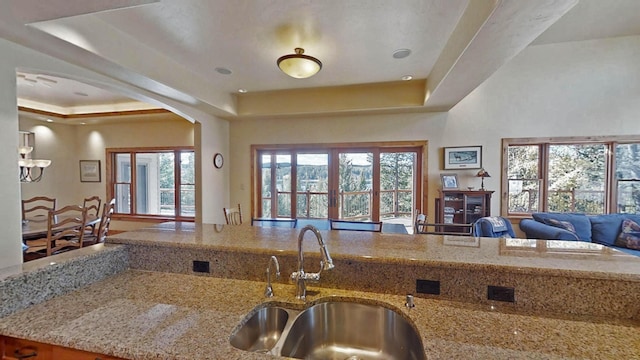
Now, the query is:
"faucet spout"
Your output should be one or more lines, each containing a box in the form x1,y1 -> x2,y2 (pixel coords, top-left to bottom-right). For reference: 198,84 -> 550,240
291,225 -> 334,301
264,256 -> 280,298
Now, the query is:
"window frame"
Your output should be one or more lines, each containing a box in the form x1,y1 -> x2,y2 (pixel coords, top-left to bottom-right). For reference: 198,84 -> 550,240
106,146 -> 195,222
251,141 -> 428,221
502,135 -> 640,218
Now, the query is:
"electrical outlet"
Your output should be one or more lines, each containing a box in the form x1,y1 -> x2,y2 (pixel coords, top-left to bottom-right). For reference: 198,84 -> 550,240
487,285 -> 515,302
416,279 -> 440,295
193,260 -> 210,273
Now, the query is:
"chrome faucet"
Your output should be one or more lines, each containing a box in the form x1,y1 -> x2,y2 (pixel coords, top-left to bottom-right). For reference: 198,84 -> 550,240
290,225 -> 334,301
264,256 -> 280,298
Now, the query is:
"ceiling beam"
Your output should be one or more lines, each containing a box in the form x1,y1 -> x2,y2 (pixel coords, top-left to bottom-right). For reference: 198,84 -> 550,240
424,0 -> 579,110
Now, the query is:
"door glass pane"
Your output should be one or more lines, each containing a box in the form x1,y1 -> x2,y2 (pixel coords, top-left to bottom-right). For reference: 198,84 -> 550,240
507,145 -> 540,213
380,152 -> 415,231
115,183 -> 130,213
276,155 -> 292,217
547,144 -> 605,214
338,152 -> 373,221
296,153 -> 329,218
260,154 -> 272,217
115,154 -> 131,213
615,143 -> 640,213
180,151 -> 195,217
136,152 -> 175,215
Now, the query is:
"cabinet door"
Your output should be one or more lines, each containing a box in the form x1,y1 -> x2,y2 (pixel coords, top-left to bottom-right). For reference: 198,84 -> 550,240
464,194 -> 487,224
1,337 -> 124,360
2,337 -> 53,360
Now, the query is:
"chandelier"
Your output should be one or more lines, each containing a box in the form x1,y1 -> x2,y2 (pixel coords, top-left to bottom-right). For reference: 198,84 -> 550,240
18,146 -> 51,182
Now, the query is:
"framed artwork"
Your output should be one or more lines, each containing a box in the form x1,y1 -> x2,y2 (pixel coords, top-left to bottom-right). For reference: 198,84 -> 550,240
80,160 -> 101,182
440,173 -> 459,190
444,146 -> 482,170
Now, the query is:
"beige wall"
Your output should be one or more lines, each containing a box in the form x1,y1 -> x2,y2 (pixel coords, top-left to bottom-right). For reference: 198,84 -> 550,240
20,114 -> 195,231
229,35 -> 640,221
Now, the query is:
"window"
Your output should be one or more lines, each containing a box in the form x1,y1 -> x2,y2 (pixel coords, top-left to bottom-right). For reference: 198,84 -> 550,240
503,136 -> 640,216
107,147 -> 195,220
252,142 -> 425,229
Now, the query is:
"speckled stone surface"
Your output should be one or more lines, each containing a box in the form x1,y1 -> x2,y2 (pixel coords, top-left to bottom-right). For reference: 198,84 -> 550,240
0,270 -> 638,360
1,223 -> 639,359
0,244 -> 128,318
109,222 -> 640,319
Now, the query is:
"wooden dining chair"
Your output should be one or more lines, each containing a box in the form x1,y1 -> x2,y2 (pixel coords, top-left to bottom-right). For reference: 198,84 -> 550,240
84,198 -> 116,246
82,196 -> 101,234
251,218 -> 298,228
329,219 -> 382,232
21,196 -> 56,222
224,204 -> 243,225
24,205 -> 88,258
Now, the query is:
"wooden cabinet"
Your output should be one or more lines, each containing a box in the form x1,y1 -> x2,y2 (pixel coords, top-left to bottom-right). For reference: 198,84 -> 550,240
1,336 -> 125,360
435,190 -> 493,233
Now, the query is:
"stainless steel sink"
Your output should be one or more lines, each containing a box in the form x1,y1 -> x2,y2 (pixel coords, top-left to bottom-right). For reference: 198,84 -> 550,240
229,306 -> 290,353
230,300 -> 426,359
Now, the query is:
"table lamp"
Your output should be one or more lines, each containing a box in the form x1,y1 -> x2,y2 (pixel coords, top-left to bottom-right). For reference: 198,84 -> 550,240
476,168 -> 491,191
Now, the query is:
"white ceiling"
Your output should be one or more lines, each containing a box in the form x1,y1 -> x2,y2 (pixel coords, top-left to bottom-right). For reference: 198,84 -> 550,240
4,0 -> 640,120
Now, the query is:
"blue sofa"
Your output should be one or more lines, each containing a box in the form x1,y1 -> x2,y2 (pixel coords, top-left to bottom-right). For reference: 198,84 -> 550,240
519,212 -> 640,256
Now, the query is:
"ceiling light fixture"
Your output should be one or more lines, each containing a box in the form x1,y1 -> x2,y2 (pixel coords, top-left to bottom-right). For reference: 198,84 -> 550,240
277,48 -> 322,79
401,75 -> 413,81
18,132 -> 51,183
238,89 -> 247,93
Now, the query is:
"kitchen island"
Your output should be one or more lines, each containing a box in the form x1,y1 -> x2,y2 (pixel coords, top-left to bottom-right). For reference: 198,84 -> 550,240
0,222 -> 639,359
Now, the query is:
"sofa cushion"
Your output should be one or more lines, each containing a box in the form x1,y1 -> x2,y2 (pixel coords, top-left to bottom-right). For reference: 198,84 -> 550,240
532,213 -> 592,241
615,219 -> 640,250
545,218 -> 577,233
589,214 -> 640,246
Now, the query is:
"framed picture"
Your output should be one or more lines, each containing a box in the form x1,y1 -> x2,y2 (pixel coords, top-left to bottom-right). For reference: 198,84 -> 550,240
440,173 -> 459,190
80,160 -> 101,182
443,146 -> 482,170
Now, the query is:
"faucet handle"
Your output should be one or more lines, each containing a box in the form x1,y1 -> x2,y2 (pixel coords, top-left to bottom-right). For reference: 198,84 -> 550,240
405,294 -> 415,309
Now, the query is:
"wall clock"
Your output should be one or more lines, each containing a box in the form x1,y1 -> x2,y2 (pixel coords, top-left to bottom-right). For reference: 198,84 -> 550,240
213,153 -> 224,169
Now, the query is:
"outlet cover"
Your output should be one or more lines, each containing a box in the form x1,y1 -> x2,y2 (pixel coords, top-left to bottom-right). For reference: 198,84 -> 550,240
193,260 -> 210,273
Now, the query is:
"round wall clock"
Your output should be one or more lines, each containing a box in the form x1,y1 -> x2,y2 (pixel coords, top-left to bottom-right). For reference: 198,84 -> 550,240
213,153 -> 224,169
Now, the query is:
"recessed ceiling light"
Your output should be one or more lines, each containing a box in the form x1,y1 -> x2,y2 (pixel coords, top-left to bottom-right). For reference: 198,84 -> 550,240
215,67 -> 232,75
401,75 -> 413,81
238,89 -> 247,93
46,119 -> 53,122
393,49 -> 412,59
74,91 -> 89,97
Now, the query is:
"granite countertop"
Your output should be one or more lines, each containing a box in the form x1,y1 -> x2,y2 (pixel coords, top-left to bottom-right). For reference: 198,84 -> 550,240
108,222 -> 640,281
1,269 -> 639,360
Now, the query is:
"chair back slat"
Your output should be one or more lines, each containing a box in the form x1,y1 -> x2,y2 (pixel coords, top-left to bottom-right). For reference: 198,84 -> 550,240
22,196 -> 56,222
46,205 -> 88,256
82,196 -> 102,218
224,204 -> 243,225
329,219 -> 382,232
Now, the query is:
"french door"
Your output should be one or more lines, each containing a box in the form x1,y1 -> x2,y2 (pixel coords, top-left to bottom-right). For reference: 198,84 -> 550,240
255,142 -> 423,224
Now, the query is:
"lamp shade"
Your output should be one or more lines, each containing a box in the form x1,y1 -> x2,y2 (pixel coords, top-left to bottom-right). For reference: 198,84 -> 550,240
277,48 -> 322,79
476,168 -> 491,178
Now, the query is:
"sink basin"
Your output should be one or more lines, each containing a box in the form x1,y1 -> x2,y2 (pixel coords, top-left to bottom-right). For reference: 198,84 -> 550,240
229,306 -> 290,353
231,300 -> 425,359
282,301 -> 425,360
